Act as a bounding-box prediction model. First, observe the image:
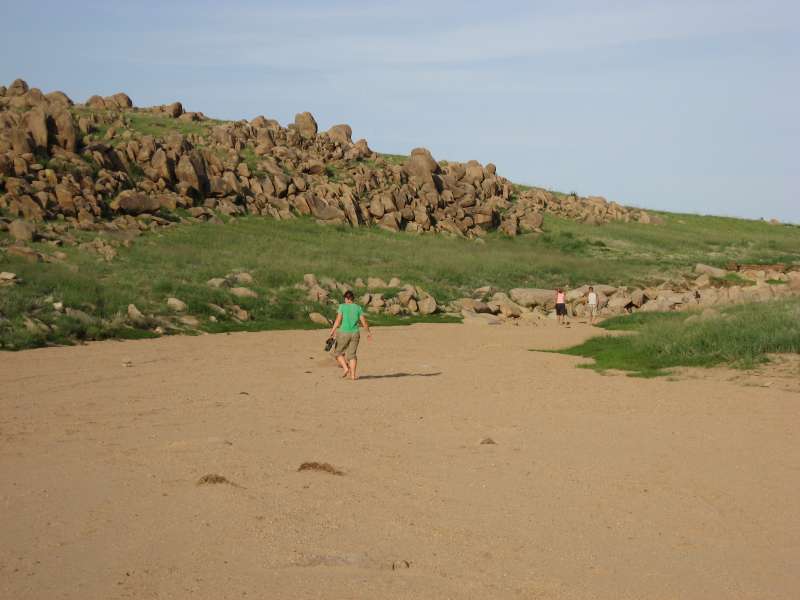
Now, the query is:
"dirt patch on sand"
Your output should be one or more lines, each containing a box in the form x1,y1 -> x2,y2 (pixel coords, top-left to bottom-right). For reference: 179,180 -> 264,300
1,320 -> 798,599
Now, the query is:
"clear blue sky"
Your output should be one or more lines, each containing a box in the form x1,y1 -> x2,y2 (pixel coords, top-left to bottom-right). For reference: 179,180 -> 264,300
2,0 -> 798,222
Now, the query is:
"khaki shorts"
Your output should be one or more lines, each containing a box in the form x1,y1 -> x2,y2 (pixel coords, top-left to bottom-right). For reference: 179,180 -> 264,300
335,331 -> 360,361
588,304 -> 598,316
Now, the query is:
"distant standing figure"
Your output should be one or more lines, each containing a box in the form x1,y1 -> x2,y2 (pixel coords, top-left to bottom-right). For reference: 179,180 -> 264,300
555,288 -> 568,325
328,290 -> 372,380
587,286 -> 598,325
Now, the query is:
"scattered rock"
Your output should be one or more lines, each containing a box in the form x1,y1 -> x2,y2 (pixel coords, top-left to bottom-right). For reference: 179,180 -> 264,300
309,312 -> 330,325
509,288 -> 554,308
8,219 -> 35,242
367,277 -> 388,289
0,272 -> 17,286
179,315 -> 200,327
228,304 -> 250,321
5,245 -> 40,262
229,286 -> 258,299
166,297 -> 187,312
417,296 -> 437,315
206,277 -> 227,288
127,304 -> 145,324
230,271 -> 254,285
694,263 -> 727,278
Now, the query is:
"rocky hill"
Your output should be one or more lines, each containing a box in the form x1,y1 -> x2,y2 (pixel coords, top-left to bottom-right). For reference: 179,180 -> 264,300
0,78 -> 654,243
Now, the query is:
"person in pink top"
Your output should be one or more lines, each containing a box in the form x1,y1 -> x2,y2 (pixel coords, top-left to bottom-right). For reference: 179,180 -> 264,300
555,288 -> 568,325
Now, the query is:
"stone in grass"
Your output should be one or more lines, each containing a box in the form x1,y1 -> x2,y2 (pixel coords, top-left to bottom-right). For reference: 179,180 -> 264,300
206,277 -> 227,288
166,297 -> 187,312
228,305 -> 250,321
8,219 -> 35,242
309,312 -> 330,325
367,277 -> 388,289
127,304 -> 145,324
230,272 -> 254,285
417,296 -> 437,315
207,303 -> 227,316
229,287 -> 258,299
179,315 -> 201,328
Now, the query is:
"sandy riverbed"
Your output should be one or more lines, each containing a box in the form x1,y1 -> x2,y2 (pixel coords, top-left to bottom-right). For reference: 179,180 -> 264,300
1,321 -> 798,599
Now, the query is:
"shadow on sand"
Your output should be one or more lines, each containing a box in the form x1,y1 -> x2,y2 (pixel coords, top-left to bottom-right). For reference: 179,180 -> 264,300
358,372 -> 442,380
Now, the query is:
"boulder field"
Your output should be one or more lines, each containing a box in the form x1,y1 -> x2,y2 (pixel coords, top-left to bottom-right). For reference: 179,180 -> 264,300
0,78 -> 654,245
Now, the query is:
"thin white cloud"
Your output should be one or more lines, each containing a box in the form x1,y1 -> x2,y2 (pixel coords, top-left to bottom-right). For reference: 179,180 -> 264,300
97,0 -> 796,68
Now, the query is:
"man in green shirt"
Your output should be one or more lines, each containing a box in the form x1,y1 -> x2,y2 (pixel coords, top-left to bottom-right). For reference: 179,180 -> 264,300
328,290 -> 372,380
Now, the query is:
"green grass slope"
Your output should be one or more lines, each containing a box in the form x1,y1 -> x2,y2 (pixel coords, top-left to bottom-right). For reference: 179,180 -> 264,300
2,197 -> 799,350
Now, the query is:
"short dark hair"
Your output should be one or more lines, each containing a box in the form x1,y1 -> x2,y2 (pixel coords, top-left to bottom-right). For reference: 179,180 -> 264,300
589,286 -> 594,291
343,290 -> 355,301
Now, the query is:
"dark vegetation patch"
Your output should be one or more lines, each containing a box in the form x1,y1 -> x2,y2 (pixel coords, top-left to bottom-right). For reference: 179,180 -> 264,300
196,473 -> 240,486
298,462 -> 344,476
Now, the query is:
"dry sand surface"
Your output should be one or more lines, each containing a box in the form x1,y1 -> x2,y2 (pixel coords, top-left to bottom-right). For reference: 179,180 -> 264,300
1,321 -> 798,599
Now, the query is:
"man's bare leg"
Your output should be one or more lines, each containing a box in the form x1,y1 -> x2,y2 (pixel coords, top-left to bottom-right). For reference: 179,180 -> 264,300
336,354 -> 350,377
349,358 -> 358,380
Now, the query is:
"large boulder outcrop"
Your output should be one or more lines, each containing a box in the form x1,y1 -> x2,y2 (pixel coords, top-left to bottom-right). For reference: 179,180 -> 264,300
116,191 -> 161,215
0,78 -> 666,245
8,78 -> 29,97
403,147 -> 440,178
293,112 -> 318,139
327,124 -> 352,145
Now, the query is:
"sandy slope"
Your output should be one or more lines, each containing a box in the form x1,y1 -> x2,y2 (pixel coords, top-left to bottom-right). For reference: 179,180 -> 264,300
1,321 -> 798,600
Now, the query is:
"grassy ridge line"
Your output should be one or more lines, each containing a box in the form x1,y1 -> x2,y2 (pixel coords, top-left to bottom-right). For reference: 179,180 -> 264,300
557,299 -> 800,377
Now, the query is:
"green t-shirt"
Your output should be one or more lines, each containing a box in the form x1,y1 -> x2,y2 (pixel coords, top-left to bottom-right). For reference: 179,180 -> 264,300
338,303 -> 363,333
